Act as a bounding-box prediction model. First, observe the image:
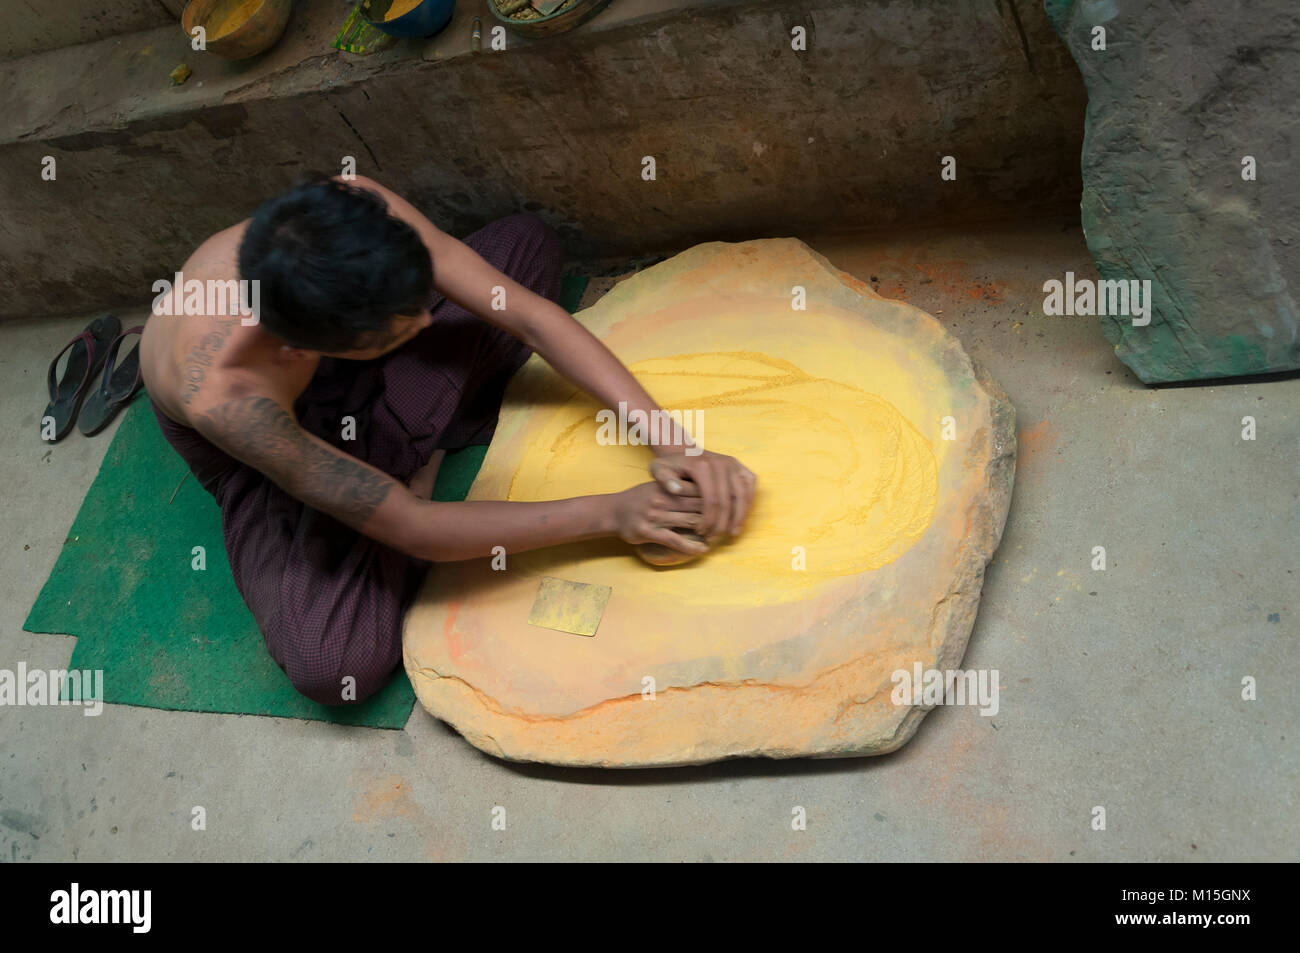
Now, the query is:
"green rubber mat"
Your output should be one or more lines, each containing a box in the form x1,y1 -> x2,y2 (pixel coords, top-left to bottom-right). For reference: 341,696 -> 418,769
24,274 -> 589,728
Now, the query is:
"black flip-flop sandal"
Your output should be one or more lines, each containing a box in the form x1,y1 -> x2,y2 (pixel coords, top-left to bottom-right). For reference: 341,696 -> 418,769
78,325 -> 145,437
42,313 -> 121,442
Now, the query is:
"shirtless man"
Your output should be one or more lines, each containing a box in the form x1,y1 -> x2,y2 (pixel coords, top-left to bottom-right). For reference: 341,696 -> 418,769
141,175 -> 755,706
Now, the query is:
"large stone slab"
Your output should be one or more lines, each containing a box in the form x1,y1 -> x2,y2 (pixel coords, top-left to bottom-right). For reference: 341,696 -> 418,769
403,239 -> 1015,767
1047,0 -> 1300,382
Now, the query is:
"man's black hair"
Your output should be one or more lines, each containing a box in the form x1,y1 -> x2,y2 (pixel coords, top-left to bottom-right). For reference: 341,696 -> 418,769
238,175 -> 433,352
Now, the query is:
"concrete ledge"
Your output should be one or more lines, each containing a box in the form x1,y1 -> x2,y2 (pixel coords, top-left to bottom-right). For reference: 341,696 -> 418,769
0,0 -> 185,61
0,0 -> 1086,318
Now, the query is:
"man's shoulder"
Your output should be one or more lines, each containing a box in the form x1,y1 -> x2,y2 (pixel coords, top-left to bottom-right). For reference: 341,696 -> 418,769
185,221 -> 249,278
150,369 -> 261,430
186,384 -> 301,460
192,389 -> 291,436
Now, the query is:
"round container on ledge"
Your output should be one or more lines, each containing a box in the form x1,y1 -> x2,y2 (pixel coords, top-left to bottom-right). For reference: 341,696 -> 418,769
361,0 -> 457,39
181,0 -> 293,61
489,0 -> 614,38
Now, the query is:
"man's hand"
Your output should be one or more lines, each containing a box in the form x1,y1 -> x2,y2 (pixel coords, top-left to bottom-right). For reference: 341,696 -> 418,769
609,482 -> 709,556
650,450 -> 756,540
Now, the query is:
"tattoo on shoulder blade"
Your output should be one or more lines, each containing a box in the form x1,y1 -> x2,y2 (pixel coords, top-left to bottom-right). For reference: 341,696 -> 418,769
199,397 -> 396,525
180,316 -> 240,406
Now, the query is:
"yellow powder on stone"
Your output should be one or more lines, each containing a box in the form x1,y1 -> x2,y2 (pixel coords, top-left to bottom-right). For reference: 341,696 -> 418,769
207,0 -> 262,38
503,351 -> 939,608
383,0 -> 424,21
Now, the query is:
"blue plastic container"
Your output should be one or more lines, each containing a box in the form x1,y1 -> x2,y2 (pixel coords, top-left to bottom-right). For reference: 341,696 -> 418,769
363,0 -> 456,39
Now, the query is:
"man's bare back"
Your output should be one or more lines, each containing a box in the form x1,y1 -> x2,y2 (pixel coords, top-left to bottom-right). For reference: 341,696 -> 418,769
143,221 -> 316,430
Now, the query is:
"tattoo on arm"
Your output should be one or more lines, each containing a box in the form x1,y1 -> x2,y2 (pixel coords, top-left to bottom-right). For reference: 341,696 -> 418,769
198,397 -> 396,526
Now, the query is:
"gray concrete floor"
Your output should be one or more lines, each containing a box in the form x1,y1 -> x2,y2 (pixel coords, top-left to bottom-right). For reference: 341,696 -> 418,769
2,219 -> 1296,862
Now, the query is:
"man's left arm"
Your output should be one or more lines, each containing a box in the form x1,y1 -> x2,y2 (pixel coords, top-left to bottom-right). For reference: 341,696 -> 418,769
349,176 -> 755,538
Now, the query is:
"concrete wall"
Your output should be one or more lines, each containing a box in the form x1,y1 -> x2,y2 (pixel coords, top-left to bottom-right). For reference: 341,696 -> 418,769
0,0 -> 183,60
0,0 -> 1086,319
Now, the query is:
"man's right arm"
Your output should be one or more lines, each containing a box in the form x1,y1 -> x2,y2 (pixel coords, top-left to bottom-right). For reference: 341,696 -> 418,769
195,394 -> 403,534
193,395 -> 707,562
